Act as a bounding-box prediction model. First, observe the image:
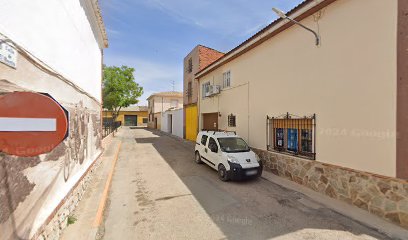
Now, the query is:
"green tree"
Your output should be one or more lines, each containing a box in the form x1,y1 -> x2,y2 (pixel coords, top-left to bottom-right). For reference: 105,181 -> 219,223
103,65 -> 143,121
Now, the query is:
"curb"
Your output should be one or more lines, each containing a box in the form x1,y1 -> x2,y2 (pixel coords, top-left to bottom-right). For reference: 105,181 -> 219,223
261,170 -> 408,240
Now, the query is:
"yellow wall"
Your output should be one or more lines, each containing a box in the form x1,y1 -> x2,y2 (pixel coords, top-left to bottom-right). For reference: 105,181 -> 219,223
103,111 -> 148,126
185,105 -> 198,141
198,0 -> 398,177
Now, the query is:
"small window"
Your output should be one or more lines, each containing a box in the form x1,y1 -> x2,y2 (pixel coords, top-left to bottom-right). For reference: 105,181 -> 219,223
208,137 -> 218,152
201,135 -> 208,145
228,114 -> 236,127
223,71 -> 231,88
202,82 -> 210,99
188,58 -> 193,73
143,118 -> 148,124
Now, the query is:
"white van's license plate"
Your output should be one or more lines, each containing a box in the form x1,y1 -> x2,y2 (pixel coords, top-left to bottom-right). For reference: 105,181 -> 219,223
245,170 -> 257,176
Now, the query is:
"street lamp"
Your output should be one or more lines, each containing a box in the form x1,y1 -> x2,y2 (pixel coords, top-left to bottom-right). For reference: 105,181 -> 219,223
272,7 -> 320,46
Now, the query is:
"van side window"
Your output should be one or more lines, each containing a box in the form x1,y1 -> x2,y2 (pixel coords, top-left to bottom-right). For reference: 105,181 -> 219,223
201,135 -> 208,145
208,137 -> 218,152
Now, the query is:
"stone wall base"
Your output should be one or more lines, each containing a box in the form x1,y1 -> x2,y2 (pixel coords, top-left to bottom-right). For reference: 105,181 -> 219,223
32,142 -> 110,240
252,148 -> 408,229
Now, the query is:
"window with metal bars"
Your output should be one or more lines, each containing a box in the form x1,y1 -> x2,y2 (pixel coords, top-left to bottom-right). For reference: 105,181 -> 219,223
228,114 -> 236,127
266,113 -> 316,159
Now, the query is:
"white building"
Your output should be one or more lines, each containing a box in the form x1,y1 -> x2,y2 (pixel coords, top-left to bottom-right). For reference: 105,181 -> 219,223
161,108 -> 184,138
0,1 -> 107,239
196,0 -> 408,228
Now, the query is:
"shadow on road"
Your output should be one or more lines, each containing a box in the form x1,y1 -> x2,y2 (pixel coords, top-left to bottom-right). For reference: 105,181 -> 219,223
134,128 -> 393,240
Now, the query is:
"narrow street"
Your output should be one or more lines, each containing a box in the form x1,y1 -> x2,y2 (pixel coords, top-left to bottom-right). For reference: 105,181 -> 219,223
97,127 -> 392,240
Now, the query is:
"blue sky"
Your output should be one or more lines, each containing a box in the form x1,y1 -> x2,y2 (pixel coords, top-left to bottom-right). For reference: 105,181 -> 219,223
100,0 -> 303,105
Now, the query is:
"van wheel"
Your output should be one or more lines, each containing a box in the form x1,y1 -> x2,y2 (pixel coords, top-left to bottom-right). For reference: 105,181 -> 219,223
218,164 -> 229,182
195,151 -> 203,164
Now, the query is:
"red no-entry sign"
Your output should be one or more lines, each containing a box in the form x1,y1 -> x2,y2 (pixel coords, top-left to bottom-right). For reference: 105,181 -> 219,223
0,92 -> 68,156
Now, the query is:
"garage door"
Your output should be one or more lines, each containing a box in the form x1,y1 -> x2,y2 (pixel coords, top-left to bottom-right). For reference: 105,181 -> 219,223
202,113 -> 218,131
124,115 -> 137,126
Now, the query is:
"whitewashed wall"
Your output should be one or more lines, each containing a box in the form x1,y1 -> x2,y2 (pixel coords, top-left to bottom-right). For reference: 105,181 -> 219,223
0,1 -> 106,239
0,0 -> 103,101
161,109 -> 184,138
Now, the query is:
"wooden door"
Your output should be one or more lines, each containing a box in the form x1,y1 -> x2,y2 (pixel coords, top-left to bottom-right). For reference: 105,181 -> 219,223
202,113 -> 218,131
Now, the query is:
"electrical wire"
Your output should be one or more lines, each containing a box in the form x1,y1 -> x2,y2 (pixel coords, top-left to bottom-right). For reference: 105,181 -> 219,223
0,32 -> 101,105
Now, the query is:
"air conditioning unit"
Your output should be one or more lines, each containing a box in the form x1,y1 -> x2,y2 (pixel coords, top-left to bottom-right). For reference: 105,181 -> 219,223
205,85 -> 221,97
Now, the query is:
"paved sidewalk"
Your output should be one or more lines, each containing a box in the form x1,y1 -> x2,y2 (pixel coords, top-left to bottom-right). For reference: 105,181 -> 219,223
60,136 -> 121,240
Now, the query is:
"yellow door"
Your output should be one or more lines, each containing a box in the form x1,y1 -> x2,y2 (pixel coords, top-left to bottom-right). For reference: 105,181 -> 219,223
185,105 -> 198,141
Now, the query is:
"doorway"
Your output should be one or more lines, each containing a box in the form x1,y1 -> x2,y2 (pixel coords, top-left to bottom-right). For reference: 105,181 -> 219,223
168,114 -> 173,134
202,113 -> 218,131
124,115 -> 137,126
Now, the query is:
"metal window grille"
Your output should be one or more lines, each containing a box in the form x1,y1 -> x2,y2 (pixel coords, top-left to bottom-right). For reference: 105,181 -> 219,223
266,113 -> 316,160
228,114 -> 236,127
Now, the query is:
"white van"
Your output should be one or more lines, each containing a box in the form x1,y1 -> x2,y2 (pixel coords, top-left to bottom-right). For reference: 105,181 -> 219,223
194,131 -> 263,181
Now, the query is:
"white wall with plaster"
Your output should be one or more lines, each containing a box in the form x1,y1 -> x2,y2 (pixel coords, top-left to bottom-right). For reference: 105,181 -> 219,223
0,0 -> 104,101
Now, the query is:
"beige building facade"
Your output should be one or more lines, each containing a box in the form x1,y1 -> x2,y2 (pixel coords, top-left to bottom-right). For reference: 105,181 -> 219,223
197,0 -> 408,228
147,92 -> 183,129
199,0 -> 398,177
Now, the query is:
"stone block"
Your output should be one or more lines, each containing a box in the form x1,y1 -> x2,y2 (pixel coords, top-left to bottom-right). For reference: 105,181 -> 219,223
384,199 -> 397,212
370,196 -> 384,209
320,175 -> 329,185
353,199 -> 368,211
386,191 -> 404,202
400,212 -> 408,228
325,184 -> 337,199
303,162 -> 312,171
315,167 -> 324,174
398,199 -> 408,213
284,171 -> 293,180
369,205 -> 385,218
367,185 -> 381,196
358,192 -> 373,203
317,183 -> 327,194
385,212 -> 401,225
338,194 -> 352,205
377,181 -> 391,194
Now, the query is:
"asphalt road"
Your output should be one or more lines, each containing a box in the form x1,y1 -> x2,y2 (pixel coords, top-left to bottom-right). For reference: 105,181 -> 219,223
100,127 -> 393,240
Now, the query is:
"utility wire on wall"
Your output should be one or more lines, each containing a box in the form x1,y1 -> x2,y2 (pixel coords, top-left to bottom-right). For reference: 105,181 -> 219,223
0,32 -> 101,105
